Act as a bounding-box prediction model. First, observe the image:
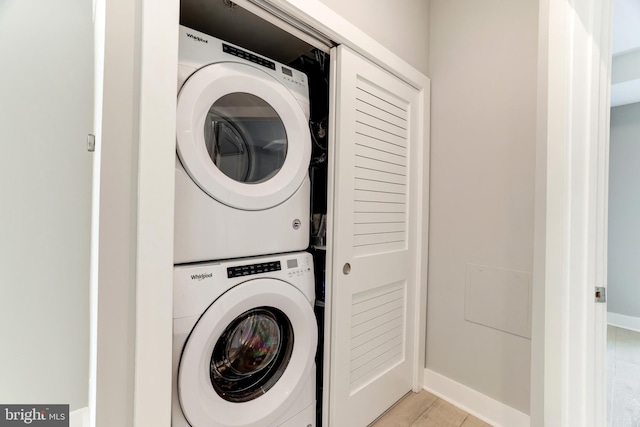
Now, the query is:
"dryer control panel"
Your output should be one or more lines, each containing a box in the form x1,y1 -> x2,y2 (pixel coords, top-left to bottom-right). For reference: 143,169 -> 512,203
178,26 -> 310,118
222,43 -> 276,70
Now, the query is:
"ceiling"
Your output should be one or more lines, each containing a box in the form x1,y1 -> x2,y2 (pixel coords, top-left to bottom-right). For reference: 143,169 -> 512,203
611,0 -> 640,107
184,0 -> 634,106
612,0 -> 640,54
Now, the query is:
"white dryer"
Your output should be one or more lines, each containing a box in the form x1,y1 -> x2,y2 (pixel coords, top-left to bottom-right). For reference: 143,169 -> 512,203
173,252 -> 317,427
175,26 -> 312,264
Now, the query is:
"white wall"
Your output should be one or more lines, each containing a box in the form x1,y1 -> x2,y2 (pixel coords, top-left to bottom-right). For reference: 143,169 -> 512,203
610,49 -> 640,107
317,0 -> 430,76
0,0 -> 93,410
608,102 -> 640,318
427,0 -> 538,414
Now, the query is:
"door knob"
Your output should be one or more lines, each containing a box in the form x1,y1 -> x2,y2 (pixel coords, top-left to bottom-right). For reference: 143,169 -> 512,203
343,263 -> 351,275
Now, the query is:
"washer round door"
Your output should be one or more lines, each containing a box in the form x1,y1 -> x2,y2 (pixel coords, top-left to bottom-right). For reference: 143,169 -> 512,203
178,279 -> 317,427
176,62 -> 311,211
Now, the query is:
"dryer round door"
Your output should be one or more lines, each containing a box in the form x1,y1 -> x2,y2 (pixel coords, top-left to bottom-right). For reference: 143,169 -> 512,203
178,279 -> 317,427
176,62 -> 311,211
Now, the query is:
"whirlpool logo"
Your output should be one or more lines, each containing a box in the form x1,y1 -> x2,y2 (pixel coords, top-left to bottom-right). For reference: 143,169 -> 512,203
1,405 -> 68,426
186,33 -> 208,43
190,273 -> 213,281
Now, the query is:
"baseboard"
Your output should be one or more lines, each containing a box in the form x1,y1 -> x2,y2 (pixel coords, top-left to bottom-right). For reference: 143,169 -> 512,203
70,407 -> 89,427
608,311 -> 640,332
423,369 -> 530,427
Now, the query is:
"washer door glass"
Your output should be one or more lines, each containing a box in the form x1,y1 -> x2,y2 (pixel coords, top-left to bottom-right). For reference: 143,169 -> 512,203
210,307 -> 293,402
177,278 -> 317,427
204,93 -> 287,184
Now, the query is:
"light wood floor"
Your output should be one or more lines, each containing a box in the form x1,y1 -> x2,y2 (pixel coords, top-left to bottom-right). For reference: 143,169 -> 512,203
367,326 -> 640,427
369,390 -> 492,427
608,325 -> 640,426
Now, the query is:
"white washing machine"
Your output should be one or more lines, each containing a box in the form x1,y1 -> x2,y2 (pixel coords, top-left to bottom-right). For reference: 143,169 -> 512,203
172,252 -> 317,427
174,26 -> 312,264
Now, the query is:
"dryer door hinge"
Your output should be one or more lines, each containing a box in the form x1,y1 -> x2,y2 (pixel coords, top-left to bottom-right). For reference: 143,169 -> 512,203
595,287 -> 606,303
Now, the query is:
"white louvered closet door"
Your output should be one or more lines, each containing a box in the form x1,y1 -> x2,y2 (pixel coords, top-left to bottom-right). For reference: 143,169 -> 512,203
328,45 -> 422,427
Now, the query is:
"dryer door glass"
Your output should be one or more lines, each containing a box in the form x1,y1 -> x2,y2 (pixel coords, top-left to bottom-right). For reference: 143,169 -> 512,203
210,307 -> 294,402
204,93 -> 288,184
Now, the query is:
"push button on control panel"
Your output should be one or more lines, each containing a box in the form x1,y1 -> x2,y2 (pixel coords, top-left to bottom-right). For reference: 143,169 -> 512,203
286,256 -> 312,277
287,267 -> 312,277
227,261 -> 281,278
223,44 -> 276,70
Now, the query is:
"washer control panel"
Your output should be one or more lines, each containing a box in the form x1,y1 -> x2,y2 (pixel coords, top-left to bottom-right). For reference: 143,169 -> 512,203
286,255 -> 312,278
225,254 -> 312,279
227,261 -> 281,278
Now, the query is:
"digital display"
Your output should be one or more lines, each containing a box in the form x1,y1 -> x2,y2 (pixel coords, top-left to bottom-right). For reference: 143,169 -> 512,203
282,67 -> 293,77
286,259 -> 298,269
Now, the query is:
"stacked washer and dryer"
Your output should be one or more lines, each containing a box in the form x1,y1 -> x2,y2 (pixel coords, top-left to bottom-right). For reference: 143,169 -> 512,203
173,26 -> 317,427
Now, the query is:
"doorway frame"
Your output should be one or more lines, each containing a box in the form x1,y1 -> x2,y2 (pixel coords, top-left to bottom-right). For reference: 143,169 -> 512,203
92,0 -> 429,426
531,0 -> 613,425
